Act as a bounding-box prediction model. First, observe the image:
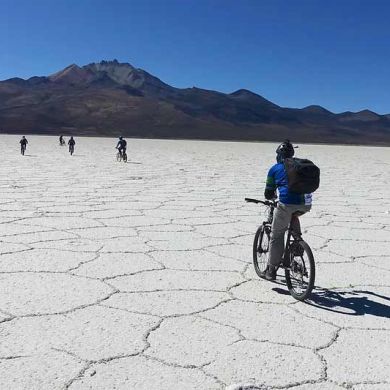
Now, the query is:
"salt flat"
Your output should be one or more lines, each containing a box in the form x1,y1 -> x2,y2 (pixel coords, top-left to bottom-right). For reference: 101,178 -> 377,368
0,134 -> 389,390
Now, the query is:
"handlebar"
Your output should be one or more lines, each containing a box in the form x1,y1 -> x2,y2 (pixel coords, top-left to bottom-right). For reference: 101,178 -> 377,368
245,198 -> 277,207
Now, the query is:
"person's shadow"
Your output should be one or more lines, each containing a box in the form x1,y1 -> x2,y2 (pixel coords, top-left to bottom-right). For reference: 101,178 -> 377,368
273,286 -> 390,319
308,288 -> 390,318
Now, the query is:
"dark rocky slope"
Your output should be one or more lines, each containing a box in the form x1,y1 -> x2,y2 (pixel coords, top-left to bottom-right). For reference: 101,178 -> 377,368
1,60 -> 389,145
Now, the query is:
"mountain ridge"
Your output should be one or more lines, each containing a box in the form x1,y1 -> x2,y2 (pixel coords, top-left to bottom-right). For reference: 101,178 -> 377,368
0,60 -> 389,145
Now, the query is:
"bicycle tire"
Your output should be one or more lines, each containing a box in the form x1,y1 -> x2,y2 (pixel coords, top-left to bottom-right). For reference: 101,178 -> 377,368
116,152 -> 121,162
285,240 -> 315,301
123,152 -> 127,162
253,225 -> 270,277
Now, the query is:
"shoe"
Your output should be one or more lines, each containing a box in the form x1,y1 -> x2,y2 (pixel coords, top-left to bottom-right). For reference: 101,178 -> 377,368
259,265 -> 277,281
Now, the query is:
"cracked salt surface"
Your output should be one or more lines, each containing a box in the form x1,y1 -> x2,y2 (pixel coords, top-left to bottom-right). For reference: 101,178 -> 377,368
0,135 -> 389,389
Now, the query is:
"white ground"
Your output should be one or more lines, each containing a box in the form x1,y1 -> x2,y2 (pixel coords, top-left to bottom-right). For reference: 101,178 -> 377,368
0,135 -> 389,390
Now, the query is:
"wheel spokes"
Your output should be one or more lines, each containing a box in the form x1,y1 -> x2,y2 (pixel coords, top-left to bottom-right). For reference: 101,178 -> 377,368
290,256 -> 310,294
254,227 -> 270,274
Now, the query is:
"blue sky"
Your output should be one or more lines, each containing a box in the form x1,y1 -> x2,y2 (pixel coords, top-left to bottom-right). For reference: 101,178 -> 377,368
1,0 -> 390,113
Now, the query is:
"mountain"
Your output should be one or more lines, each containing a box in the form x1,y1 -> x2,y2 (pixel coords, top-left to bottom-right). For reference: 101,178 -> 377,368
0,60 -> 389,145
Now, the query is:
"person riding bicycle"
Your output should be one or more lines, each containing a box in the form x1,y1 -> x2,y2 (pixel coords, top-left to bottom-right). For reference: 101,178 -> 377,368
59,135 -> 65,145
19,136 -> 28,153
68,136 -> 75,153
260,140 -> 312,281
116,136 -> 127,157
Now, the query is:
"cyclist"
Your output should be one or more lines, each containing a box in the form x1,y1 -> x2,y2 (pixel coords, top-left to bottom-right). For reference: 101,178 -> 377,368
68,136 -> 75,155
116,136 -> 127,158
260,140 -> 312,281
59,135 -> 65,146
19,136 -> 28,155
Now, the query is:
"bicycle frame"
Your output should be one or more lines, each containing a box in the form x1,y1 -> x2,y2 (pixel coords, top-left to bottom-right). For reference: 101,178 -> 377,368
246,198 -> 301,269
117,149 -> 124,161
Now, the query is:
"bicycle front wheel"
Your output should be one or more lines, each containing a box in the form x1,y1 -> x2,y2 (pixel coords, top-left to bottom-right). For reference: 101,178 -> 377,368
253,225 -> 270,277
285,240 -> 315,301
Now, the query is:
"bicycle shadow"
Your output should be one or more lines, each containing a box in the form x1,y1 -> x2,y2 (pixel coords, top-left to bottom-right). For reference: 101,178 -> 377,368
307,288 -> 390,318
273,286 -> 390,319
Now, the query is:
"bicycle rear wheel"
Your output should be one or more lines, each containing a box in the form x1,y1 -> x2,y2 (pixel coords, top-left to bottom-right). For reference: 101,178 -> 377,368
253,225 -> 270,277
285,240 -> 315,301
123,152 -> 127,162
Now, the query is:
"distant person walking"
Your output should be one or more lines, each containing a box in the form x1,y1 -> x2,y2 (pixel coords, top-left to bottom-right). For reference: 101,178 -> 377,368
68,136 -> 75,155
59,135 -> 65,146
19,136 -> 28,155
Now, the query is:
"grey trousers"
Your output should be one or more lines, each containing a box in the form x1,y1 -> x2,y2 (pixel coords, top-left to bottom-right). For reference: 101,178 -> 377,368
268,203 -> 311,267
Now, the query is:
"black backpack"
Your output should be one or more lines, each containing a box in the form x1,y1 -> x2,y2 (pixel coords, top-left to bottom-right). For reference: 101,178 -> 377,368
284,158 -> 320,193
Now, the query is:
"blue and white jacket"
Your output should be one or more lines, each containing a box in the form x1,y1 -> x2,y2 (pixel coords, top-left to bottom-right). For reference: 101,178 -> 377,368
265,162 -> 312,205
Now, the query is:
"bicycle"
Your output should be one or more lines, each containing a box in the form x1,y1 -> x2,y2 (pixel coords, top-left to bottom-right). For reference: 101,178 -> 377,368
116,148 -> 127,163
69,144 -> 74,155
20,144 -> 26,155
245,197 -> 315,301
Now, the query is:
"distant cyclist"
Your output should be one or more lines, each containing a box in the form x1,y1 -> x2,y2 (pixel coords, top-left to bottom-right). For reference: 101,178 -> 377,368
19,136 -> 28,155
59,135 -> 65,146
68,136 -> 75,155
116,136 -> 127,158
